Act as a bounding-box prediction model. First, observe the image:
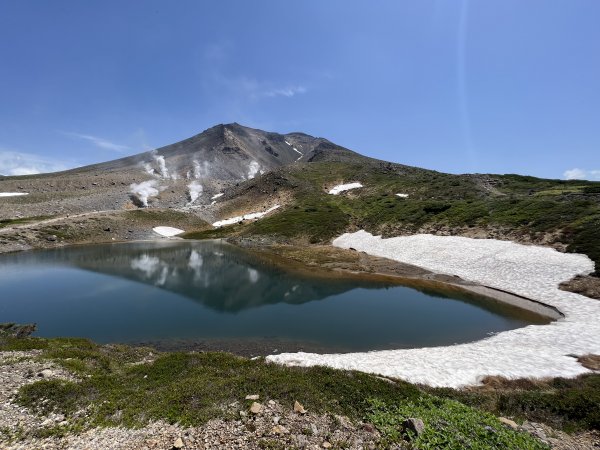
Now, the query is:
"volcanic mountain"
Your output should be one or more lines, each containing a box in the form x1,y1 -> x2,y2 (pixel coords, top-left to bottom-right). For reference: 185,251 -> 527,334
0,122 -> 598,284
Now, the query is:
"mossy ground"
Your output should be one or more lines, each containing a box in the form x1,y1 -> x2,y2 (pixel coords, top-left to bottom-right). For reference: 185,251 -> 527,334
0,334 -> 561,448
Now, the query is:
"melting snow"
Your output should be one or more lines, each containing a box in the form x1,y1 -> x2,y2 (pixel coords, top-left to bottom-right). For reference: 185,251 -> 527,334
292,147 -> 303,161
328,182 -> 363,195
267,231 -> 599,388
152,226 -> 185,237
0,193 -> 29,197
212,205 -> 280,228
396,193 -> 409,198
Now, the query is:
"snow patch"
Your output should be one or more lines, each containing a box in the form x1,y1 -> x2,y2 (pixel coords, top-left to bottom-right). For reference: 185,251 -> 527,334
292,147 -> 303,162
268,231 -> 599,388
187,181 -> 203,204
396,193 -> 409,198
152,226 -> 185,237
212,205 -> 280,228
130,180 -> 159,207
328,182 -> 363,195
211,193 -> 224,200
284,140 -> 291,146
0,192 -> 29,197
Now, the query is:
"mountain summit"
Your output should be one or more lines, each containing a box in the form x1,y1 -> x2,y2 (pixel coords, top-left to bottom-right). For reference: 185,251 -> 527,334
83,123 -> 361,185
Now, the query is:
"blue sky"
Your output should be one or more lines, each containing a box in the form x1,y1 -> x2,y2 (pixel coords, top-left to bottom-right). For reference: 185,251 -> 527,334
0,0 -> 598,179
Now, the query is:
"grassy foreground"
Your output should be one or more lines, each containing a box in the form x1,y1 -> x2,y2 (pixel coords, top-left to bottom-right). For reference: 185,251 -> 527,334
6,333 -> 599,448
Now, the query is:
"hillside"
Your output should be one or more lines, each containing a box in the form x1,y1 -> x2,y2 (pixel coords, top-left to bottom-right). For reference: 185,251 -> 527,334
1,123 -> 599,280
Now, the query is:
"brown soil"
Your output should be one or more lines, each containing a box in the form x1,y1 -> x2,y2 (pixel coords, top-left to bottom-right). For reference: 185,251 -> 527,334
578,355 -> 600,371
560,275 -> 600,300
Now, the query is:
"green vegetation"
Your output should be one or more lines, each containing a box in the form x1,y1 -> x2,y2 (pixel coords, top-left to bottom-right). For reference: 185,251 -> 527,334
0,334 -> 554,448
367,397 -> 547,449
185,161 -> 600,274
0,215 -> 52,228
429,375 -> 600,433
249,197 -> 350,243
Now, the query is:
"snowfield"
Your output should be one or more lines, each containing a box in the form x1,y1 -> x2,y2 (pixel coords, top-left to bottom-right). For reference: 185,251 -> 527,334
267,230 -> 600,388
152,226 -> 185,237
0,192 -> 29,197
328,183 -> 363,195
212,205 -> 280,228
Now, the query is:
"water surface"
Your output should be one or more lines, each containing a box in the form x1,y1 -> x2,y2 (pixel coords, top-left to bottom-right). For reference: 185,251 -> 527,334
0,241 -> 548,353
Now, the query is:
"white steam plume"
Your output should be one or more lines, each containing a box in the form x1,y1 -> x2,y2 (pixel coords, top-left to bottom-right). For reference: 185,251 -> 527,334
192,159 -> 210,179
247,160 -> 260,179
187,181 -> 203,204
143,163 -> 156,176
153,154 -> 169,178
130,180 -> 159,207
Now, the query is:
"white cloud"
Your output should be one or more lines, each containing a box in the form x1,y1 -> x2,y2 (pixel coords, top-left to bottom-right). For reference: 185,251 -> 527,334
263,85 -> 307,98
0,149 -> 70,176
63,132 -> 129,152
221,76 -> 308,100
563,168 -> 600,181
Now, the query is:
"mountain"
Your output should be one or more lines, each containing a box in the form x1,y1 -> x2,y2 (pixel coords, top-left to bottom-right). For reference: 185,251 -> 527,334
1,123 -> 599,282
72,122 -> 363,181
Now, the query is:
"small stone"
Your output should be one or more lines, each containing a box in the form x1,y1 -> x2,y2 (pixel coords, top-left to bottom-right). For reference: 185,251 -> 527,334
402,418 -> 425,438
499,417 -> 518,429
103,227 -> 111,232
38,369 -> 54,378
245,394 -> 260,400
173,437 -> 184,448
46,235 -> 57,242
249,402 -> 263,414
272,425 -> 288,435
273,416 -> 280,424
294,400 -> 306,414
322,442 -> 332,449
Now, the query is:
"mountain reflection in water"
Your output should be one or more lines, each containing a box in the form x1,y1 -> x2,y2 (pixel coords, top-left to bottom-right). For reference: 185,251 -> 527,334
0,241 -> 549,351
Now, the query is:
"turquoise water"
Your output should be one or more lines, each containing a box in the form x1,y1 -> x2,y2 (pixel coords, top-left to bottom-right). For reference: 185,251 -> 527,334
0,241 -> 547,352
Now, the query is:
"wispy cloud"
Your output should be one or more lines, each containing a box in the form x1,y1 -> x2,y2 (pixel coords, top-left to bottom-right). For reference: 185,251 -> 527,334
263,85 -> 307,98
0,149 -> 70,176
63,132 -> 130,152
564,168 -> 600,181
217,76 -> 309,101
199,42 -> 309,102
